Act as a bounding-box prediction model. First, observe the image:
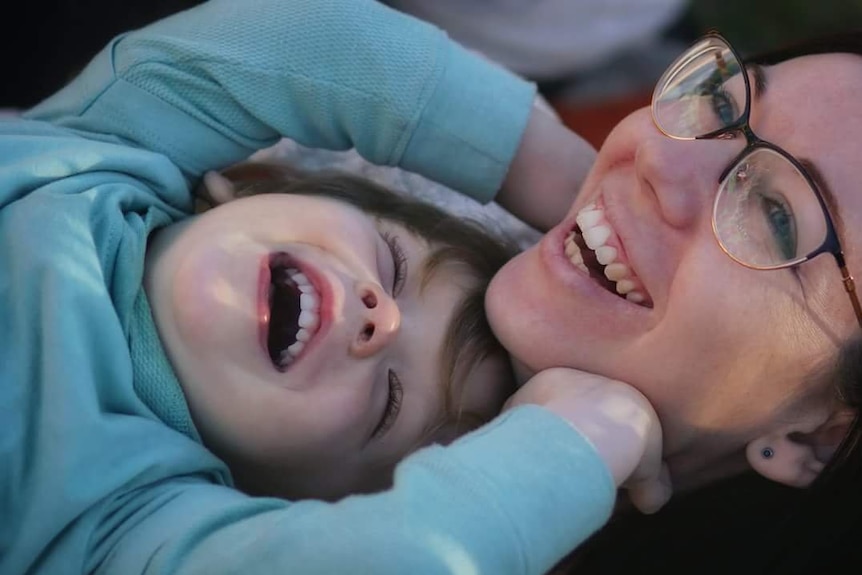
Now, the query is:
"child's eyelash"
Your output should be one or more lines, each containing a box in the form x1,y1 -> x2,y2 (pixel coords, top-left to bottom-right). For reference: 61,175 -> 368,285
381,230 -> 408,297
372,369 -> 403,439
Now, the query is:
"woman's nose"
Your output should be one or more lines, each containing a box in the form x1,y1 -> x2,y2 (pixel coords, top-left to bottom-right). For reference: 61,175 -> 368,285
349,281 -> 401,358
627,109 -> 740,230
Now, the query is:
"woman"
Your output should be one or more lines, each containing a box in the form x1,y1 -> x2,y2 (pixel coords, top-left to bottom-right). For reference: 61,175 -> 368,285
487,31 -> 862,573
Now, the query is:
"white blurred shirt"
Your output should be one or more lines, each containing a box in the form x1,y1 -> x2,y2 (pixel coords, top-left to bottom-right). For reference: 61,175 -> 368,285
384,0 -> 686,78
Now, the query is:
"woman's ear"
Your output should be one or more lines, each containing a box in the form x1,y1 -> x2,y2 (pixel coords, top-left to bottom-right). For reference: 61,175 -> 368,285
746,408 -> 854,488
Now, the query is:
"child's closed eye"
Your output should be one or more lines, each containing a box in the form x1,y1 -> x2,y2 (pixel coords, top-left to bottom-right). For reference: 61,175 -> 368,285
380,231 -> 408,297
371,369 -> 403,439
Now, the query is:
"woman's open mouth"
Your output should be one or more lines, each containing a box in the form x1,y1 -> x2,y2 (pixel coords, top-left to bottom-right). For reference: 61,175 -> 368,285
564,202 -> 653,308
261,252 -> 323,372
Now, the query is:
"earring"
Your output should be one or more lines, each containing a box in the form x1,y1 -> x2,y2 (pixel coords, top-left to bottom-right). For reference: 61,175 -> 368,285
761,447 -> 775,459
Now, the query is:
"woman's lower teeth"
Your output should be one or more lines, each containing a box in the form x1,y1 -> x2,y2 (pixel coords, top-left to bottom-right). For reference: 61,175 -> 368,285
564,231 -> 649,306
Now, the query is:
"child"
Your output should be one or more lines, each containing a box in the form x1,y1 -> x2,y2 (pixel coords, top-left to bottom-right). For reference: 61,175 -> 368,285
152,162 -> 519,501
0,1 -> 663,573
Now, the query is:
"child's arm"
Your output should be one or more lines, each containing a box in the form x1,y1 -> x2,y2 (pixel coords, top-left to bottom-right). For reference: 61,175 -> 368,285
91,407 -> 615,575
23,0 -> 536,209
497,103 -> 598,231
505,367 -> 672,514
92,369 -> 662,575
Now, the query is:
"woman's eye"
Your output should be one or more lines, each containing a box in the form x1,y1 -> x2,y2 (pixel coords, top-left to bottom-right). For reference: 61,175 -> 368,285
371,369 -> 403,440
381,231 -> 408,297
758,192 -> 798,261
709,88 -> 738,126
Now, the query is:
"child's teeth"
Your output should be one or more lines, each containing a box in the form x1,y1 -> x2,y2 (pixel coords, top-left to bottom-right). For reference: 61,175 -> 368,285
296,327 -> 312,342
287,340 -> 305,356
298,310 -> 318,329
279,349 -> 294,366
272,265 -> 324,371
300,292 -> 318,310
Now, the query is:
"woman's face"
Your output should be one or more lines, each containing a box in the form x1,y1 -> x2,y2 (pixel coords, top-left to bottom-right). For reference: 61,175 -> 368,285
487,52 -> 862,484
145,193 -> 510,500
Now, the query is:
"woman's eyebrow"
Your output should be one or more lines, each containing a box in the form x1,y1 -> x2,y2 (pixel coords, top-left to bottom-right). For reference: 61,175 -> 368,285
750,62 -> 848,243
800,159 -> 848,242
750,61 -> 768,99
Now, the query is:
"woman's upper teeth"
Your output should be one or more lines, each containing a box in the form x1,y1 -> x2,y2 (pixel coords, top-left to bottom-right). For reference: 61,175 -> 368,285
567,203 -> 651,307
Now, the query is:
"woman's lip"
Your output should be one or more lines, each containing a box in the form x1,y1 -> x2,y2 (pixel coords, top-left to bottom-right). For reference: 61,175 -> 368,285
256,251 -> 334,371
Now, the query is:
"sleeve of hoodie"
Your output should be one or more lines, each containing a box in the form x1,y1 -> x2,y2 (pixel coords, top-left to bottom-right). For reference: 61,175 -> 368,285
24,0 -> 536,204
94,406 -> 615,575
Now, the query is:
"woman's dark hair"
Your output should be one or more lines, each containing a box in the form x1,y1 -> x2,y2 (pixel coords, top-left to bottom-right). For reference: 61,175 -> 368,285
750,31 -> 862,575
558,30 -> 862,575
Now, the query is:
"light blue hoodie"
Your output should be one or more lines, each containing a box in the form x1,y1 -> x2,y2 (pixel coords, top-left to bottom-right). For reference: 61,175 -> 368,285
0,1 -> 614,573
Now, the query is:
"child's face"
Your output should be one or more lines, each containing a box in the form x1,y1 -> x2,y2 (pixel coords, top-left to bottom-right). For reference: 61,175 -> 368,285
144,193 -> 511,500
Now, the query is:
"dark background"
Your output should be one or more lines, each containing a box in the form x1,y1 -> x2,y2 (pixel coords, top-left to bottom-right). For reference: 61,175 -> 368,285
5,0 -> 862,110
0,0 -> 202,108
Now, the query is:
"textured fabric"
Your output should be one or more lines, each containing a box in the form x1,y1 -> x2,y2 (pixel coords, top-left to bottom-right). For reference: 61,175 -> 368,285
0,1 -> 615,573
27,0 -> 536,204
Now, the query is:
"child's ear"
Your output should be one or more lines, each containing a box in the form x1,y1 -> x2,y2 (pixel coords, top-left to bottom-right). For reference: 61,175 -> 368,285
746,408 -> 854,487
198,170 -> 238,206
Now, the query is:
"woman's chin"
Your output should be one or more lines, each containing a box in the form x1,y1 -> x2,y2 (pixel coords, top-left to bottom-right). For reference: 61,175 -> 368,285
485,248 -> 561,371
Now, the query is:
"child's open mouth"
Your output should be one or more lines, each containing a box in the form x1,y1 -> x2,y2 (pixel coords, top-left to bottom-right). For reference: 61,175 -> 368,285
264,252 -> 322,371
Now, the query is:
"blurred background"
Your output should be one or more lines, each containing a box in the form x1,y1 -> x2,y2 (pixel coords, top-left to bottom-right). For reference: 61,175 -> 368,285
3,2 -> 862,573
4,0 -> 862,148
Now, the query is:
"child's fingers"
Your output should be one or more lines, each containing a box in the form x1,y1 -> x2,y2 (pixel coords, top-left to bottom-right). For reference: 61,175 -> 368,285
620,393 -> 671,514
198,170 -> 237,205
626,463 -> 672,514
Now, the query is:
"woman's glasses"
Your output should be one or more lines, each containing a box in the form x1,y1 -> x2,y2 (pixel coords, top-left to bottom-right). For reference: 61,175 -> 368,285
651,32 -> 862,328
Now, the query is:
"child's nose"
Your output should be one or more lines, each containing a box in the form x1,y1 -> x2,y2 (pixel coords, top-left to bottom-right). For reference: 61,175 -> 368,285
349,281 -> 400,358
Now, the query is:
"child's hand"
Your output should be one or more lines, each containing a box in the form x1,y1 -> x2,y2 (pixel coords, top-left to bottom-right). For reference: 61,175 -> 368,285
496,101 -> 597,232
504,367 -> 671,514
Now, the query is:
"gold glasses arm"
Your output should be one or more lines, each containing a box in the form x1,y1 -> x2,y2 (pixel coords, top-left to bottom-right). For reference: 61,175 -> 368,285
838,264 -> 862,328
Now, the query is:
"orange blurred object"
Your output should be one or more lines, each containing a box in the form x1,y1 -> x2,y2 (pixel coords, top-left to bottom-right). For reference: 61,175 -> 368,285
552,91 -> 652,148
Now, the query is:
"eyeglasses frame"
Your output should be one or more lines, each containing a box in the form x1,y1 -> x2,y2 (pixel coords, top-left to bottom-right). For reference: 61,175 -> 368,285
651,31 -> 862,328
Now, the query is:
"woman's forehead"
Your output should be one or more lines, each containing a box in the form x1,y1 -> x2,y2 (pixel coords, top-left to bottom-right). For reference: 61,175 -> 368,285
768,54 -> 862,232
766,53 -> 862,331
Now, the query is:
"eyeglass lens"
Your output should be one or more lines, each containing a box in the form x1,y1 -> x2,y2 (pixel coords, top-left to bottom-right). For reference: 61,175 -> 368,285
653,35 -> 828,269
